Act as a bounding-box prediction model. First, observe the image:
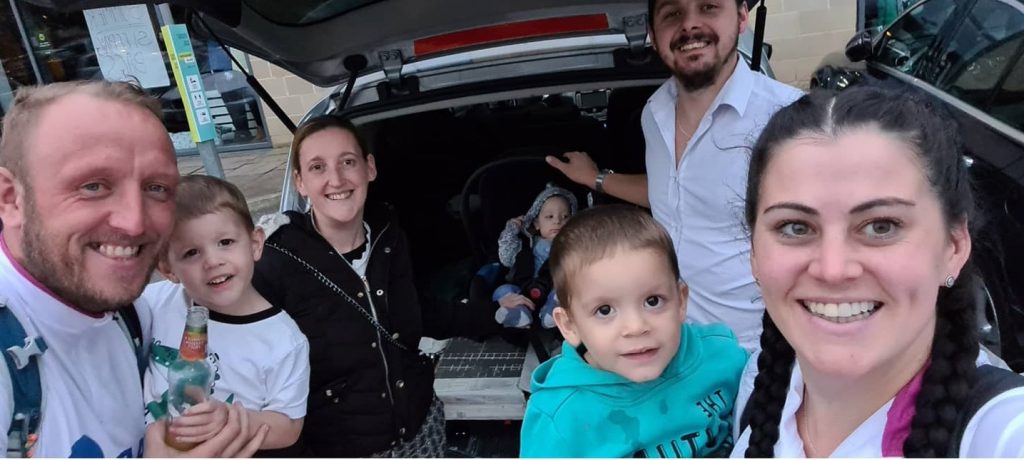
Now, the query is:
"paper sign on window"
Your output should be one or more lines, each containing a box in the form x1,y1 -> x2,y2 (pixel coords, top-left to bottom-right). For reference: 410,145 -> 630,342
84,5 -> 170,89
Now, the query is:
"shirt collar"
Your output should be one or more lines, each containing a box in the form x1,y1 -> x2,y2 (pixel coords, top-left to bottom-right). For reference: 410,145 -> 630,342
655,54 -> 755,125
664,56 -> 753,116
717,58 -> 755,117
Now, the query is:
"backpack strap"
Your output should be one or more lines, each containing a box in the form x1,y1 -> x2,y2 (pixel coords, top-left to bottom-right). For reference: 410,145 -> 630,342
1,301 -> 46,458
114,304 -> 145,378
948,364 -> 1024,456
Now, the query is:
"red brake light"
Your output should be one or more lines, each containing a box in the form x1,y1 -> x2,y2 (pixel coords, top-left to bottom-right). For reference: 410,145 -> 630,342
414,14 -> 609,56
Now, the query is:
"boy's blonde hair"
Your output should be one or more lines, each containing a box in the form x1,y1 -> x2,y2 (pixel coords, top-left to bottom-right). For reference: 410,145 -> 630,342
174,175 -> 255,233
549,204 -> 680,310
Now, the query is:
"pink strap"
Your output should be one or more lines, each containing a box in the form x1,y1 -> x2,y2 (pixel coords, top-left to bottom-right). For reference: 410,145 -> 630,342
881,363 -> 929,456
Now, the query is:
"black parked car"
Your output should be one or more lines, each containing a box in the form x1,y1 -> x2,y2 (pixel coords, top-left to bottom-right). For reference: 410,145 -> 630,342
813,0 -> 1024,372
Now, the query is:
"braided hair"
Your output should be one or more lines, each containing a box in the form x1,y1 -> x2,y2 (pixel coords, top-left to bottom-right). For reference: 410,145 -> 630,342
741,86 -> 981,457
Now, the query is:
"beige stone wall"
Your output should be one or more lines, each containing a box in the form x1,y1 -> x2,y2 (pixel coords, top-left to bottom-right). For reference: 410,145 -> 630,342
245,1 -> 855,144
248,56 -> 333,147
762,0 -> 858,89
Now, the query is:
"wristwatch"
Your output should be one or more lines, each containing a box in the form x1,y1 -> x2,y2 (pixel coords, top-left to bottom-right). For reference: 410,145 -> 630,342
595,169 -> 614,194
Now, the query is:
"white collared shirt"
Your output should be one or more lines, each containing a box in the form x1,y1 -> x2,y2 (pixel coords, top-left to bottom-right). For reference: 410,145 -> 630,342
642,60 -> 802,352
0,236 -> 150,457
730,362 -> 1024,457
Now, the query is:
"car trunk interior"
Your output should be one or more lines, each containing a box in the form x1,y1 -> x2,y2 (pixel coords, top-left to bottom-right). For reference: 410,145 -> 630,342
354,84 -> 657,320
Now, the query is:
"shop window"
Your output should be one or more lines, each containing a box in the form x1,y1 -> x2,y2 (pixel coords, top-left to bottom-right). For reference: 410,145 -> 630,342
0,4 -> 38,116
0,2 -> 271,152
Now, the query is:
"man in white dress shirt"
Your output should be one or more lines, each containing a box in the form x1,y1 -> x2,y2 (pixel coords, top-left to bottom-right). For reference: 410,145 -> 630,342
548,0 -> 802,351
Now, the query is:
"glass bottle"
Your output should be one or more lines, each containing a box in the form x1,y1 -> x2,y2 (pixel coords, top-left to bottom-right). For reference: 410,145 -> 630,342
165,305 -> 214,451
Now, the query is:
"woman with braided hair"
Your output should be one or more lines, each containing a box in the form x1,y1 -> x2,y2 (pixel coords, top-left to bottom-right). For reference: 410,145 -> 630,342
730,86 -> 1024,457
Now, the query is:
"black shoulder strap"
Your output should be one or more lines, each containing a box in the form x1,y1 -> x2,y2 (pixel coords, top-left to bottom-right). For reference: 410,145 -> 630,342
949,364 -> 1024,456
114,304 -> 145,378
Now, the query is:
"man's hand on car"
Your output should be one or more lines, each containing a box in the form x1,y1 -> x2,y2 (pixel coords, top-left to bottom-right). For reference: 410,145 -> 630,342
546,151 -> 598,189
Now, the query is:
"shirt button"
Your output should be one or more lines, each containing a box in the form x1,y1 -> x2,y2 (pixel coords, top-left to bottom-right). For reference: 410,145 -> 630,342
396,380 -> 405,389
381,392 -> 387,399
357,292 -> 364,298
376,289 -> 384,296
326,389 -> 333,396
332,397 -> 339,403
399,427 -> 406,435
384,247 -> 392,254
391,333 -> 400,340
391,440 -> 397,446
371,342 -> 378,348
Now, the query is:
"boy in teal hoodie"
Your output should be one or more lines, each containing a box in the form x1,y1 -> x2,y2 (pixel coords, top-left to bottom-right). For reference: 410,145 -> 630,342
520,205 -> 747,458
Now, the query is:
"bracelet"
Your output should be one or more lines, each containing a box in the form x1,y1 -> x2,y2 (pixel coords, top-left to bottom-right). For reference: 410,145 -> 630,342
595,169 -> 614,194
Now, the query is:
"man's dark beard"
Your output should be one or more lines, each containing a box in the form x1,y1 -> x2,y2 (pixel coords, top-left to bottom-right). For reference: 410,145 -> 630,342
677,65 -> 719,92
20,191 -> 154,313
674,35 -> 740,92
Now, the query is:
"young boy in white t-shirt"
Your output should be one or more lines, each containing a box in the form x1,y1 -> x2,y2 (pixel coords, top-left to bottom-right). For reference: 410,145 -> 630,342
141,175 -> 309,452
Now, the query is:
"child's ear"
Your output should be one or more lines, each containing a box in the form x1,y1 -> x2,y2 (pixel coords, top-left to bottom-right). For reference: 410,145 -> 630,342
553,306 -> 582,347
677,280 -> 689,324
157,259 -> 180,284
250,227 -> 266,262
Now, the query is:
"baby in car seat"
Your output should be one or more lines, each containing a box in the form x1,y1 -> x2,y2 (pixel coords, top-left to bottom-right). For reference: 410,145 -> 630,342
493,184 -> 577,328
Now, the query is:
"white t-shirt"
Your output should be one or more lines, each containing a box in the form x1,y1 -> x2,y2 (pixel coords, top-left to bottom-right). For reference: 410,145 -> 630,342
0,237 -> 150,457
731,360 -> 1024,457
140,281 -> 309,422
643,61 -> 803,353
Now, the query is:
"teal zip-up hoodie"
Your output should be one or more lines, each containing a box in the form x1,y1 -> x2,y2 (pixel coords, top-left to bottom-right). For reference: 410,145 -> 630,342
520,323 -> 747,458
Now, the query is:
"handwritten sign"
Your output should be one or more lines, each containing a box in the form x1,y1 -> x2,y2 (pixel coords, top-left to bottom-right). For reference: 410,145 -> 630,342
84,5 -> 169,88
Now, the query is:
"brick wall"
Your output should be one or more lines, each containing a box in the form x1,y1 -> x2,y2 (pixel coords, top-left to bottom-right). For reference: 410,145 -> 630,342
762,0 -> 858,89
247,1 -> 857,144
248,56 -> 333,147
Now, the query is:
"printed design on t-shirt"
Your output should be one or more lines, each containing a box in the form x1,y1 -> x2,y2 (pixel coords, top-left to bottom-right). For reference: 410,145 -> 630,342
631,388 -> 734,458
66,435 -> 139,458
145,341 -> 234,420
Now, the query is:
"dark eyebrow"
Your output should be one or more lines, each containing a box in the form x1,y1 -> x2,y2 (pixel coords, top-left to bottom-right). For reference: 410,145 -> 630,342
762,198 -> 915,216
849,198 -> 915,214
763,202 -> 817,216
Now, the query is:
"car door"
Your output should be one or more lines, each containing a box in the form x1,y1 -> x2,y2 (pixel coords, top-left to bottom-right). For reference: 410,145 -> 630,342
921,0 -> 1024,371
867,0 -> 1024,371
929,0 -> 1024,116
870,0 -> 964,78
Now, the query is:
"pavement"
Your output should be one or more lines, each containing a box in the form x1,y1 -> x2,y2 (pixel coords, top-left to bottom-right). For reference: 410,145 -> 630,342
176,146 -> 290,221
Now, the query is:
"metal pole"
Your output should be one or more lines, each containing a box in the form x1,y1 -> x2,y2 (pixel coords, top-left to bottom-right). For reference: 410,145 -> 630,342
197,139 -> 225,178
9,0 -> 44,83
157,3 -> 225,178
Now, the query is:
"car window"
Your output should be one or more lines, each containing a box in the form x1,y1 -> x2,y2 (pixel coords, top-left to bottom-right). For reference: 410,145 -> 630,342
932,0 -> 1024,112
875,0 -> 959,75
991,57 -> 1024,131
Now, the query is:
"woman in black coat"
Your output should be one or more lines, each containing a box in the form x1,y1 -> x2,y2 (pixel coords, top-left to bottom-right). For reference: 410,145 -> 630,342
253,116 -> 496,457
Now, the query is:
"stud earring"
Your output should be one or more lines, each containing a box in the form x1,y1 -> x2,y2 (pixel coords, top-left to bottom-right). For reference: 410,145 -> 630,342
944,275 -> 956,288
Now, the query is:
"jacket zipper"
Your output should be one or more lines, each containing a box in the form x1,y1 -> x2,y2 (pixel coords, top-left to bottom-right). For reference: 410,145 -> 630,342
337,221 -> 395,406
